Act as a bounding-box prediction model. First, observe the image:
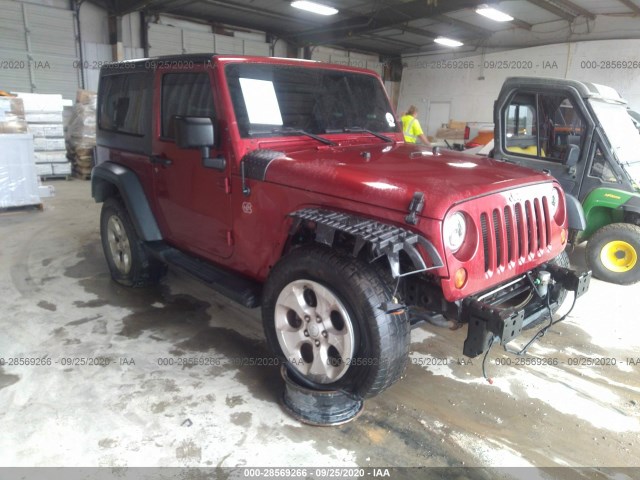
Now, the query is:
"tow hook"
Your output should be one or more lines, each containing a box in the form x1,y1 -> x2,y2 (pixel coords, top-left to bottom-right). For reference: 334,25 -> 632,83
534,270 -> 551,298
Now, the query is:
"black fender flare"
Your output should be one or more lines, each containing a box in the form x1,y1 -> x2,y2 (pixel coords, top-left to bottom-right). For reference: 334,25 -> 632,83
566,193 -> 587,232
91,161 -> 162,241
289,208 -> 444,278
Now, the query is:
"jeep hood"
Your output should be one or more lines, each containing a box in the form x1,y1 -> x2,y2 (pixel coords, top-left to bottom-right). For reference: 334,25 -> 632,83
259,143 -> 553,220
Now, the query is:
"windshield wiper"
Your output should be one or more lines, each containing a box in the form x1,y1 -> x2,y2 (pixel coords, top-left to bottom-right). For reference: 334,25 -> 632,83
271,127 -> 336,146
327,126 -> 393,143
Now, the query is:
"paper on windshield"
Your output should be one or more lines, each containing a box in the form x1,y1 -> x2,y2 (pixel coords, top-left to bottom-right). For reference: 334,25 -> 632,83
239,78 -> 283,126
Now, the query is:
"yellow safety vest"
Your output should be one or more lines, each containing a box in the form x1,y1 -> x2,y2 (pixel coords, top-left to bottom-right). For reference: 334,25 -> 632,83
401,114 -> 421,143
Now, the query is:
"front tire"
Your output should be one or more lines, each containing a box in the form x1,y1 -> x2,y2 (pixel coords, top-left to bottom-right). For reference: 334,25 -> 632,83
586,223 -> 640,285
262,245 -> 410,398
100,197 -> 166,287
549,250 -> 569,312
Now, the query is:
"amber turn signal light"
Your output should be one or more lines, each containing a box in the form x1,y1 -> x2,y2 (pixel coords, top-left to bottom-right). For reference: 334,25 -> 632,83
454,267 -> 467,289
560,228 -> 567,245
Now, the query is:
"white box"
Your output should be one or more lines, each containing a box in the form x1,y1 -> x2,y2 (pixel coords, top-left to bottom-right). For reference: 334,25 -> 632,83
34,150 -> 67,163
0,134 -> 41,208
52,162 -> 71,175
25,112 -> 64,123
38,184 -> 55,197
28,124 -> 64,138
35,163 -> 53,176
33,137 -> 66,151
14,92 -> 65,112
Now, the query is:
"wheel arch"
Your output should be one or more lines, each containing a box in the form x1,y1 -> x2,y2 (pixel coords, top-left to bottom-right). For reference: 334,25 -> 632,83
580,187 -> 631,240
92,161 -> 162,242
285,208 -> 444,279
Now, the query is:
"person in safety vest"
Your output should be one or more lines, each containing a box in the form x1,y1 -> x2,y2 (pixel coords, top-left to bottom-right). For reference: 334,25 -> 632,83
401,105 -> 431,146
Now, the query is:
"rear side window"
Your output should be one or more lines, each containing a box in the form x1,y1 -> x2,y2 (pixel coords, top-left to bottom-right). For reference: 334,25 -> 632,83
98,73 -> 149,135
161,73 -> 215,139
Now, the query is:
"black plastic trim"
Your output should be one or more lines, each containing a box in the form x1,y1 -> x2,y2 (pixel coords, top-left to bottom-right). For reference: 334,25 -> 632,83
92,161 -> 162,241
462,264 -> 591,357
290,208 -> 444,278
566,193 -> 587,231
242,149 -> 284,181
145,242 -> 261,308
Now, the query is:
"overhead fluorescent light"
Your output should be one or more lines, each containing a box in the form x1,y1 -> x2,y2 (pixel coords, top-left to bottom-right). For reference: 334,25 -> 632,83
434,37 -> 464,47
476,4 -> 514,22
291,1 -> 338,16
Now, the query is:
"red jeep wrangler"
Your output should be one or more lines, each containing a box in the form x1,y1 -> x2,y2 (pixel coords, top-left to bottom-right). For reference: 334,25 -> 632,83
92,54 -> 590,398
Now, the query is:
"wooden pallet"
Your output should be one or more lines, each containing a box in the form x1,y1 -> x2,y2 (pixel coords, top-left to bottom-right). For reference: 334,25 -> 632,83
0,203 -> 44,215
72,171 -> 91,180
40,174 -> 71,181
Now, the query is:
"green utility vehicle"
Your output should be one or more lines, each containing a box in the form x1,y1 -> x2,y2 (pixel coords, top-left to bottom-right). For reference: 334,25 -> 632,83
494,77 -> 640,284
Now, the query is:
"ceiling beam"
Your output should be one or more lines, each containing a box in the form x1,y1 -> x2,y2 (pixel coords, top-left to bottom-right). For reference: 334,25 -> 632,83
551,0 -> 596,19
287,0 -> 485,44
393,25 -> 438,39
618,0 -> 640,14
430,14 -> 494,36
510,18 -> 534,30
525,0 -> 577,21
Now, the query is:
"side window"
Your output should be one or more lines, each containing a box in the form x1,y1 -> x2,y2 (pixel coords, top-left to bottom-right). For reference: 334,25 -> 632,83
161,72 -> 215,139
99,73 -> 149,135
589,145 -> 620,183
505,100 -> 539,156
541,96 -> 585,163
504,93 -> 586,162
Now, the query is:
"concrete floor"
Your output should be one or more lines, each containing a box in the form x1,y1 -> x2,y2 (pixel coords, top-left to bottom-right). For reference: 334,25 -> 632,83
1,180 -> 639,473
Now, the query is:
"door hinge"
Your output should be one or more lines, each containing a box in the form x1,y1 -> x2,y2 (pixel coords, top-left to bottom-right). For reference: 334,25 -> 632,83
226,230 -> 234,246
224,177 -> 231,194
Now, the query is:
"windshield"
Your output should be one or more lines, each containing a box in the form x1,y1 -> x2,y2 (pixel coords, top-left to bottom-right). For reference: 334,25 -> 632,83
225,63 -> 399,138
589,99 -> 640,165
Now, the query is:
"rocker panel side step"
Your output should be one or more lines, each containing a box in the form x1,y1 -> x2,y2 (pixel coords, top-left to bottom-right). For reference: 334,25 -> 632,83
145,242 -> 261,308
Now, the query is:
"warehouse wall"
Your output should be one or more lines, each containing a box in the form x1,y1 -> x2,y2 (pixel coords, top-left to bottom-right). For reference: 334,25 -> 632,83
79,3 -> 144,91
0,0 -> 81,99
310,45 -> 383,78
398,39 -> 640,136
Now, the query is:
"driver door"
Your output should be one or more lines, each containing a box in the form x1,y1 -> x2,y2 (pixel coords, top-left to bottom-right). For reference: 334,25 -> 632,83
496,90 -> 592,197
150,69 -> 233,260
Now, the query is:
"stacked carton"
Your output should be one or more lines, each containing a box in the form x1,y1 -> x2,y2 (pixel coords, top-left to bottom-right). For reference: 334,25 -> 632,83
17,92 -> 72,178
0,97 -> 42,208
66,89 -> 97,179
0,97 -> 28,134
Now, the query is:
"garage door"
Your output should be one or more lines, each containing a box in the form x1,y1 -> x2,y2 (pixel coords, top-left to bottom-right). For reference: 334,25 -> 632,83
0,1 -> 81,100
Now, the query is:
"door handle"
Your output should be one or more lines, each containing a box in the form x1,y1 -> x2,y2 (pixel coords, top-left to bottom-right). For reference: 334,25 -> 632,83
150,155 -> 173,167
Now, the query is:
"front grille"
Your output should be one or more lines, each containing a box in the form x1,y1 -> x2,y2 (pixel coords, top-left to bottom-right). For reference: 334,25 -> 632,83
480,195 -> 551,273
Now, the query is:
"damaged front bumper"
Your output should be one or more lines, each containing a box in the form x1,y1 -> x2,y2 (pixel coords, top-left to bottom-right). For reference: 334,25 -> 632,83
462,263 -> 591,358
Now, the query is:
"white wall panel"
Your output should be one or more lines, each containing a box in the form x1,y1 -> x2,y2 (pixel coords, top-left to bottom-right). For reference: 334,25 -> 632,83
148,23 -> 183,56
398,39 -> 640,124
214,34 -> 243,55
243,40 -> 270,56
0,1 -> 79,100
183,30 -> 214,53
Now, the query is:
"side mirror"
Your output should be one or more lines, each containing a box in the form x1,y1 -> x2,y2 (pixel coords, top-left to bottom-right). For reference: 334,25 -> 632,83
564,144 -> 580,167
174,116 -> 226,171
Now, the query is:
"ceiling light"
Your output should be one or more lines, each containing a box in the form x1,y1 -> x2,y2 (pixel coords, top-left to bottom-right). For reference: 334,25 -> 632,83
291,1 -> 338,15
434,37 -> 464,47
476,4 -> 514,22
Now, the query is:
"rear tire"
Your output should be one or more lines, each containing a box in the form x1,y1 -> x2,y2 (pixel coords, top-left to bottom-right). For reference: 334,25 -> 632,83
586,223 -> 640,285
100,197 -> 166,287
262,245 -> 410,398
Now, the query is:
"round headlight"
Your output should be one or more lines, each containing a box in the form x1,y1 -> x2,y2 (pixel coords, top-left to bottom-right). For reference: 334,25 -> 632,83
444,212 -> 467,253
549,187 -> 560,217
